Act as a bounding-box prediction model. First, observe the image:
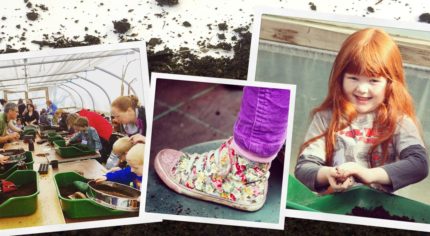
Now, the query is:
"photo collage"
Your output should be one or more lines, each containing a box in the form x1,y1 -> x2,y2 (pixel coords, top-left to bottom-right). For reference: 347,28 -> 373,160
0,2 -> 429,235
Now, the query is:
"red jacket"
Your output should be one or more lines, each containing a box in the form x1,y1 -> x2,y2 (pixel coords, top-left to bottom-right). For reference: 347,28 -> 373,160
78,109 -> 112,141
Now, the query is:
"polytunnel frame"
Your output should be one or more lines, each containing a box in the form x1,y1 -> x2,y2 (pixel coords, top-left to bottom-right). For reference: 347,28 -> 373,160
25,80 -> 85,109
0,49 -> 142,112
29,80 -> 92,110
19,67 -> 139,112
68,81 -> 96,111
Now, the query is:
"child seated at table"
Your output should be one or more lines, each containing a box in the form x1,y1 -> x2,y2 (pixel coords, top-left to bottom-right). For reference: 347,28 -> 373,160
7,118 -> 22,133
66,117 -> 102,151
96,143 -> 144,190
105,136 -> 133,171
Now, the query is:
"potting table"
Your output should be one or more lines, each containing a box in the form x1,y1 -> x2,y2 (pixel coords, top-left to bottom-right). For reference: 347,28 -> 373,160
0,138 -> 107,229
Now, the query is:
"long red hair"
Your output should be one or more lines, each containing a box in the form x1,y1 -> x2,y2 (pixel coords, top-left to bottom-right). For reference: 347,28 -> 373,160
301,28 -> 418,167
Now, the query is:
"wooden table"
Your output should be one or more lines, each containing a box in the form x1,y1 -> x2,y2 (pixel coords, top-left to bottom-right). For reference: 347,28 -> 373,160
0,138 -> 110,230
33,139 -> 101,163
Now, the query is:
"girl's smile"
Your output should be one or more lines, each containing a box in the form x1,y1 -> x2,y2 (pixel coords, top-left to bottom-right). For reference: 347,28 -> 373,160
343,73 -> 387,114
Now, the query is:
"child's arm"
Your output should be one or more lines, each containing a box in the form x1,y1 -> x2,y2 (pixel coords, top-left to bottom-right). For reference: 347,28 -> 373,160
295,111 -> 332,191
104,166 -> 135,186
381,117 -> 428,191
7,120 -> 22,132
338,117 -> 428,191
68,132 -> 81,144
89,127 -> 102,151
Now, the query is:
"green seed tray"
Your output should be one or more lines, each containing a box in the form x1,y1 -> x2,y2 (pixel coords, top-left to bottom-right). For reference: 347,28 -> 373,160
0,151 -> 34,179
0,170 -> 39,217
53,172 -> 127,218
287,174 -> 430,223
53,140 -> 96,158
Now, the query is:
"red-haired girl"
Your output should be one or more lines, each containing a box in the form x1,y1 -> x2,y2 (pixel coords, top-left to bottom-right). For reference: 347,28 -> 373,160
295,28 -> 428,193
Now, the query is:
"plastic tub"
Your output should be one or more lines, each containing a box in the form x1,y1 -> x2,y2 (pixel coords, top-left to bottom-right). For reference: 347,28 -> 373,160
0,170 -> 39,217
0,151 -> 34,179
53,140 -> 96,158
48,133 -> 65,143
53,172 -> 127,218
287,174 -> 430,223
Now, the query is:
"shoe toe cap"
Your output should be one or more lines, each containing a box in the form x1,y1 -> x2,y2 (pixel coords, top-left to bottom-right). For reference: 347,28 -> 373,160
155,149 -> 183,172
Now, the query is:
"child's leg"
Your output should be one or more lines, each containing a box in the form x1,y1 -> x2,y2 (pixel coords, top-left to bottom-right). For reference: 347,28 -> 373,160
154,86 -> 291,211
232,87 -> 290,162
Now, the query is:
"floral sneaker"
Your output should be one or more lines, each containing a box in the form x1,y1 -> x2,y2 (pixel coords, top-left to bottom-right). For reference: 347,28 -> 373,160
154,137 -> 270,211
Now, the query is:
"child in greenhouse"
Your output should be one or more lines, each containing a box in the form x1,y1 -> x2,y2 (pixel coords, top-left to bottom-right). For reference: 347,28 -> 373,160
66,117 -> 102,151
96,143 -> 144,190
105,136 -> 134,170
295,28 -> 429,193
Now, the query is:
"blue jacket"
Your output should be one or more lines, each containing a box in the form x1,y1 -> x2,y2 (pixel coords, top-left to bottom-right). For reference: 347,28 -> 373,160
47,103 -> 58,115
105,166 -> 142,189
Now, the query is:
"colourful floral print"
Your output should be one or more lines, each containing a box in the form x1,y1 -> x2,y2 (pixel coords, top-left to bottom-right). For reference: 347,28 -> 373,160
170,138 -> 270,207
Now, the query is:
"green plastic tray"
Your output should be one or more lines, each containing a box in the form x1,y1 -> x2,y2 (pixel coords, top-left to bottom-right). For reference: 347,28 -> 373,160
0,151 -> 34,179
23,125 -> 37,131
39,124 -> 60,132
53,140 -> 96,158
48,133 -> 65,143
39,129 -> 57,139
0,170 -> 39,217
23,129 -> 36,135
287,174 -> 430,223
54,172 -> 127,218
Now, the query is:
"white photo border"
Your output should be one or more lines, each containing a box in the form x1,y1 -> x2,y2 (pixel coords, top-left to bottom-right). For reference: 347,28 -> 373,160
0,41 -> 161,236
141,72 -> 296,230
247,7 -> 430,233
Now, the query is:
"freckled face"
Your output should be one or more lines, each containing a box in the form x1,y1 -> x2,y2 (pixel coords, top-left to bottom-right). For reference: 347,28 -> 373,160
342,73 -> 387,114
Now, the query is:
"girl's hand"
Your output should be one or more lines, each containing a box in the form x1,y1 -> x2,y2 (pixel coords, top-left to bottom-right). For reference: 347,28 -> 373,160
318,166 -> 355,192
337,162 -> 373,185
95,176 -> 107,183
337,162 -> 391,186
130,134 -> 145,144
0,155 -> 10,165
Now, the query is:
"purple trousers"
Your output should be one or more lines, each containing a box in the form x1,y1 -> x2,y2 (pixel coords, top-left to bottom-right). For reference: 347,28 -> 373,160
232,86 -> 290,163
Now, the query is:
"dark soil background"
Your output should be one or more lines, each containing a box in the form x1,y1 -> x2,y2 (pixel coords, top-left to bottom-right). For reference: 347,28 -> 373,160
37,219 -> 427,236
1,0 -> 430,235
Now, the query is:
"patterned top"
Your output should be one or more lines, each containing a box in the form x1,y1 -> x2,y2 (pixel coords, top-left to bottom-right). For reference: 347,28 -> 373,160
296,110 -> 428,192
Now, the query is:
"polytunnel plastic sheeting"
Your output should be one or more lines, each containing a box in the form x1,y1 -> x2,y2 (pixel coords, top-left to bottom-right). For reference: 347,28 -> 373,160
0,48 -> 144,113
0,49 -> 136,85
48,86 -> 78,110
255,40 -> 430,205
72,78 -> 110,112
54,82 -> 94,112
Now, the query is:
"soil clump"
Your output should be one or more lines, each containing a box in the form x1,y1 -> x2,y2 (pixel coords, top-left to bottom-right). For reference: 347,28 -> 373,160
113,19 -> 131,34
349,206 -> 415,222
